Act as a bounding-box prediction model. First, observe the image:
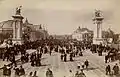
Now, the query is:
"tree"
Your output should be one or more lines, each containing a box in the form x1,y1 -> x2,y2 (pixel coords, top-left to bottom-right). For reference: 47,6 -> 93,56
22,26 -> 31,42
102,29 -> 119,44
102,31 -> 109,38
0,32 -> 12,41
108,28 -> 114,38
113,34 -> 119,44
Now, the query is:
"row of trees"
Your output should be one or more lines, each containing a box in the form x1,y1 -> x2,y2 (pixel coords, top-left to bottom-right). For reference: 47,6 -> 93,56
102,29 -> 119,44
0,32 -> 12,44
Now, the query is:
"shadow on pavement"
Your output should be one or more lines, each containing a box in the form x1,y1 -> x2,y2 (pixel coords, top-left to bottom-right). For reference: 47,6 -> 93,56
41,64 -> 50,66
41,57 -> 47,60
83,67 -> 99,71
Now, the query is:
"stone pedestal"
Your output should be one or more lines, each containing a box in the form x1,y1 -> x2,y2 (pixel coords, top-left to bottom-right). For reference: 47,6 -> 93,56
93,15 -> 104,45
12,15 -> 24,45
93,38 -> 103,45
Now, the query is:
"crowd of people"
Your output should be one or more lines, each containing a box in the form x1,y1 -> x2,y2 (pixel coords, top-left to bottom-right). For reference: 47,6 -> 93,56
1,64 -> 25,77
106,63 -> 119,76
30,51 -> 42,67
0,38 -> 120,77
90,43 -> 120,63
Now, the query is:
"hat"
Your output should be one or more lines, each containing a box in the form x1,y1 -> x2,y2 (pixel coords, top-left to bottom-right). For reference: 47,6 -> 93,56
69,70 -> 72,72
7,66 -> 10,69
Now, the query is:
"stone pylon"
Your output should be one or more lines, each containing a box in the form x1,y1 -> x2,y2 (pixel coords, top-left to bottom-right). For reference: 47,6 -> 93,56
93,10 -> 104,44
12,9 -> 24,44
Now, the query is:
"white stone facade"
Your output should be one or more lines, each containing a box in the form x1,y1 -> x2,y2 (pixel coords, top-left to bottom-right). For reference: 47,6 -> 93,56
72,27 -> 93,42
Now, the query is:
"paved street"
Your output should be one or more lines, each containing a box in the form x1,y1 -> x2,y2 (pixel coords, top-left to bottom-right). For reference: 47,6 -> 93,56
0,49 -> 116,77
0,49 -> 37,77
0,49 -> 36,68
0,0 -> 120,77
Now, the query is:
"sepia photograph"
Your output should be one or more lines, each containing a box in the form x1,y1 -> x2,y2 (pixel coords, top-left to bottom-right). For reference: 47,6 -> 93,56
0,0 -> 120,77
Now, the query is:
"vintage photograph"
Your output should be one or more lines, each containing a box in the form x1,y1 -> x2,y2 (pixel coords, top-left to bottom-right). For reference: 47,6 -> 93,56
0,0 -> 120,77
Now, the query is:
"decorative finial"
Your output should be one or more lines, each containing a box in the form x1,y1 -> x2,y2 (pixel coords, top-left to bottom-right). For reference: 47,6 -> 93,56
16,6 -> 22,15
25,18 -> 28,23
39,24 -> 42,29
95,9 -> 101,17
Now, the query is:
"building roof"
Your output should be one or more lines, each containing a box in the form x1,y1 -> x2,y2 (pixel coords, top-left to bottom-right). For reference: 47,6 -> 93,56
73,26 -> 93,34
24,18 -> 33,26
0,18 -> 49,36
0,20 -> 14,29
23,18 -> 48,36
23,18 -> 43,31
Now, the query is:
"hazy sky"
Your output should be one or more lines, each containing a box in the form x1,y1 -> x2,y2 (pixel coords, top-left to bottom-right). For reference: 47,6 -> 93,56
0,0 -> 120,35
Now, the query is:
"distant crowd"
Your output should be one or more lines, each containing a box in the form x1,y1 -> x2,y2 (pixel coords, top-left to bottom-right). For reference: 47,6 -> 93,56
0,39 -> 120,77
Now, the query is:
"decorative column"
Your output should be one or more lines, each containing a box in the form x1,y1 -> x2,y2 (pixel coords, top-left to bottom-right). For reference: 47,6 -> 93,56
92,10 -> 104,44
12,6 -> 24,44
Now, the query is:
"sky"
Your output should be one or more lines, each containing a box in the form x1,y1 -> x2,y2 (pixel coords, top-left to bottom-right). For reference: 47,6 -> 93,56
0,0 -> 120,35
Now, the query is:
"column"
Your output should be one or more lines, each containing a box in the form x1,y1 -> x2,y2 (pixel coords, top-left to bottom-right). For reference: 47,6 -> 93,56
17,20 -> 22,39
94,23 -> 97,38
13,20 -> 17,39
97,24 -> 99,38
99,23 -> 102,38
12,15 -> 23,44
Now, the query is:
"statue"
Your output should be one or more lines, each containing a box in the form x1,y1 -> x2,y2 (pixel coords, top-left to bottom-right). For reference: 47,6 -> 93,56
95,10 -> 101,17
16,6 -> 22,15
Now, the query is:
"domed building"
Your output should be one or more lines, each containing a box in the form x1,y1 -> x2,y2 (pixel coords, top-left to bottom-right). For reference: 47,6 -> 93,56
0,19 -> 49,43
23,18 -> 49,42
0,7 -> 49,44
0,20 -> 14,42
0,20 -> 13,33
72,26 -> 93,42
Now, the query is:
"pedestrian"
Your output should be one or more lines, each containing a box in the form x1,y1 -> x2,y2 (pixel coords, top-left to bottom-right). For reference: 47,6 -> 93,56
27,72 -> 32,77
79,52 -> 83,56
76,49 -> 79,56
75,71 -> 79,77
19,65 -> 25,77
21,55 -> 25,63
46,68 -> 54,77
113,63 -> 119,75
84,59 -> 89,69
25,53 -> 29,62
82,63 -> 84,69
12,54 -> 17,67
32,71 -> 38,77
77,63 -> 80,69
61,53 -> 64,61
31,60 -> 35,67
35,57 -> 41,66
68,70 -> 74,77
79,69 -> 86,77
14,66 -> 20,77
6,65 -> 12,77
105,65 -> 111,75
50,46 -> 53,56
40,52 -> 42,58
64,53 -> 67,62
2,65 -> 7,77
70,52 -> 73,61
49,50 -> 52,56
105,55 -> 108,63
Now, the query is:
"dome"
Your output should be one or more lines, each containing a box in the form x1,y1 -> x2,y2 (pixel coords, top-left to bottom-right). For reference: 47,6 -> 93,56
0,20 -> 14,29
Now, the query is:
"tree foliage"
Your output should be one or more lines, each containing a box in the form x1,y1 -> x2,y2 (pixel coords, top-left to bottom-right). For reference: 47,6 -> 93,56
0,33 -> 12,41
102,29 -> 119,44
